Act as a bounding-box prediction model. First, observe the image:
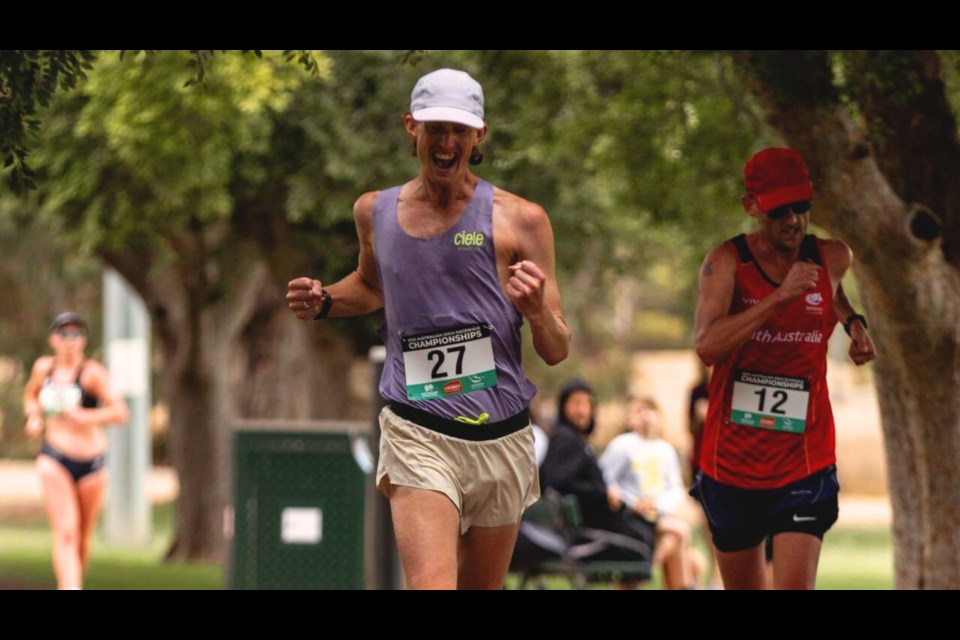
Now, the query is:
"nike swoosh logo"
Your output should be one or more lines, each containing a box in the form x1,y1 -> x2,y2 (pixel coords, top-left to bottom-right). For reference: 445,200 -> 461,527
793,515 -> 817,523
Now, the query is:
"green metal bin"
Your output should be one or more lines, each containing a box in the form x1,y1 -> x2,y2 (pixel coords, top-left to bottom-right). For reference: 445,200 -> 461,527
231,423 -> 369,589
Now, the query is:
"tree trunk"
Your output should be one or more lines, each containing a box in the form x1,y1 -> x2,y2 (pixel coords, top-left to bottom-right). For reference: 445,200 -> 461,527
234,279 -> 366,422
162,323 -> 232,562
150,253 -> 271,562
738,51 -> 960,588
107,241 -> 364,561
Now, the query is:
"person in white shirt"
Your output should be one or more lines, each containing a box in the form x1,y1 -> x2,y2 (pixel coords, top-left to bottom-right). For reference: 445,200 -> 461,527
601,396 -> 696,589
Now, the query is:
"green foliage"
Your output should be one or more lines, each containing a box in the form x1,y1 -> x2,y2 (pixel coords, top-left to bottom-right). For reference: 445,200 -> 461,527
452,50 -> 767,280
734,50 -> 838,108
0,51 -> 97,192
38,51 -> 316,255
939,50 -> 960,117
24,50 -> 778,400
279,50 -> 420,230
2,50 -> 329,194
434,51 -> 771,384
119,50 -> 328,88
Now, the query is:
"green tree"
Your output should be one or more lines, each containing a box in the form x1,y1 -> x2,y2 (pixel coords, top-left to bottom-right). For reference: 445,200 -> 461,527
33,49 -> 432,560
1,51 -> 324,193
36,51 -> 359,560
0,51 -> 96,191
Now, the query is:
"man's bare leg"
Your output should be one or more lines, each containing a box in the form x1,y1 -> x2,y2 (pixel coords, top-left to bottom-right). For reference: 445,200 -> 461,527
390,486 -> 460,590
772,532 -> 822,590
716,542 -> 767,590
458,522 -> 521,590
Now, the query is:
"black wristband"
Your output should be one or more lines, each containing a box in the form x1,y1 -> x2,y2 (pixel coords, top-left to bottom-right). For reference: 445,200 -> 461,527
313,289 -> 333,320
843,313 -> 867,336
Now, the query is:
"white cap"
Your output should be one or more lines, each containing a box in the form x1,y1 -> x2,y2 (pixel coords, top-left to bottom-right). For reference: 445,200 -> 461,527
410,69 -> 485,129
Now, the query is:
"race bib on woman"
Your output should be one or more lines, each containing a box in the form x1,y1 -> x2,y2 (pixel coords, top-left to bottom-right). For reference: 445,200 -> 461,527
39,383 -> 82,416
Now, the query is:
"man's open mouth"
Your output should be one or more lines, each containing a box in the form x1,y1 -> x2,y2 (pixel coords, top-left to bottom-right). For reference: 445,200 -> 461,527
433,152 -> 458,170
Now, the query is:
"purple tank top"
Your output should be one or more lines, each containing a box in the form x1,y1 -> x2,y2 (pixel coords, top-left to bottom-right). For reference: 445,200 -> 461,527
373,179 -> 536,422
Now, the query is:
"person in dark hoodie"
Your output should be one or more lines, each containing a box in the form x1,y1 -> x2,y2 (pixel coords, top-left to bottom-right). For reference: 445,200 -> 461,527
540,380 -> 610,529
540,380 -> 655,546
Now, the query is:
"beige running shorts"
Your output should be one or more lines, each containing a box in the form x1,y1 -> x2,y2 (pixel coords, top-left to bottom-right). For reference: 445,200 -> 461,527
376,405 -> 540,534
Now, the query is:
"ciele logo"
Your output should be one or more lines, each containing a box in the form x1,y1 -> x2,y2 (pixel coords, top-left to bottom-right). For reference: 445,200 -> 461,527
454,231 -> 485,247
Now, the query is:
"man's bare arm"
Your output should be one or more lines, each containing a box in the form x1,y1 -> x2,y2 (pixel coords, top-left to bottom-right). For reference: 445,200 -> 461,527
287,192 -> 384,319
694,244 -> 819,365
509,201 -> 570,366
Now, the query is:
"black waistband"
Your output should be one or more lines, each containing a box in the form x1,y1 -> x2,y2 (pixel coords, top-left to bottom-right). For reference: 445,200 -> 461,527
41,442 -> 105,465
388,402 -> 530,441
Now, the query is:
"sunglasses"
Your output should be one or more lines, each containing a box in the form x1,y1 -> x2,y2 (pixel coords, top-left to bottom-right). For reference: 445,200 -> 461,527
56,328 -> 87,339
767,201 -> 812,220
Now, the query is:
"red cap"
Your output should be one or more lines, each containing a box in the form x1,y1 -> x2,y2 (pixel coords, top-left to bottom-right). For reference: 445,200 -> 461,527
744,148 -> 814,213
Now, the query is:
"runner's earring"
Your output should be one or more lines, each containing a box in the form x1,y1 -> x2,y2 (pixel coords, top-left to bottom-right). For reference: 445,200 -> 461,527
469,147 -> 484,166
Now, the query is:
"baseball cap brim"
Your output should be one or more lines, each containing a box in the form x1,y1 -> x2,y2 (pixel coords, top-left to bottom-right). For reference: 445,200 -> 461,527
753,182 -> 814,213
412,107 -> 484,129
50,312 -> 86,333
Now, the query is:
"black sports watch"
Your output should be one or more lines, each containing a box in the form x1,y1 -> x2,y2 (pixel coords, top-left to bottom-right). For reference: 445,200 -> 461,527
843,313 -> 868,336
313,289 -> 334,320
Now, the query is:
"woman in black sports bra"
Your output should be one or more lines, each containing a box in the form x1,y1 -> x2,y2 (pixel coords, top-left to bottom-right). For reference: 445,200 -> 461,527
23,312 -> 129,590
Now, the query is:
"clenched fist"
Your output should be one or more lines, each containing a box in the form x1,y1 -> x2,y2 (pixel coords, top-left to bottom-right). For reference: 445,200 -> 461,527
778,262 -> 820,303
505,261 -> 547,321
287,277 -> 324,320
848,321 -> 877,366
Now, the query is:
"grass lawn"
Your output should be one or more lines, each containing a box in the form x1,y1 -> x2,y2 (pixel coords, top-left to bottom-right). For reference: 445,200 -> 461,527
2,504 -> 892,590
508,526 -> 894,590
817,527 -> 894,590
0,502 -> 221,590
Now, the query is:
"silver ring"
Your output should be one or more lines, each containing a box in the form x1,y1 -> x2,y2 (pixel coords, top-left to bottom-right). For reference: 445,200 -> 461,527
302,301 -> 310,310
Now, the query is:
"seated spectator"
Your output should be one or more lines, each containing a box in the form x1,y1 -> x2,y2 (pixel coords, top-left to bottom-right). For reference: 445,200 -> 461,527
601,396 -> 699,589
514,380 -> 653,571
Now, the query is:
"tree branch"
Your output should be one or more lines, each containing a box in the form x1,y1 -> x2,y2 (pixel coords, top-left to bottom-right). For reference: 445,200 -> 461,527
844,50 -> 960,265
730,50 -> 915,261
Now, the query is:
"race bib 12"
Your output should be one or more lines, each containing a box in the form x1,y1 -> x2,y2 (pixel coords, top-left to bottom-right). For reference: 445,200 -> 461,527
730,370 -> 809,434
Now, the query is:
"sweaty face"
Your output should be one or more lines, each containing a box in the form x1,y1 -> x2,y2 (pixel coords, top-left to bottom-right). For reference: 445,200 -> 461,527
413,121 -> 480,184
761,202 -> 809,252
563,390 -> 595,433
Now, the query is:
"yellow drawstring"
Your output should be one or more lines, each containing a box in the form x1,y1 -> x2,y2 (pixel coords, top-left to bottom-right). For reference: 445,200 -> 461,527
454,412 -> 490,426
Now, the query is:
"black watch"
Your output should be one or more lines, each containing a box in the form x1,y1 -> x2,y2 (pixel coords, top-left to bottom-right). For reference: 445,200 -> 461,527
843,313 -> 868,336
313,289 -> 333,320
